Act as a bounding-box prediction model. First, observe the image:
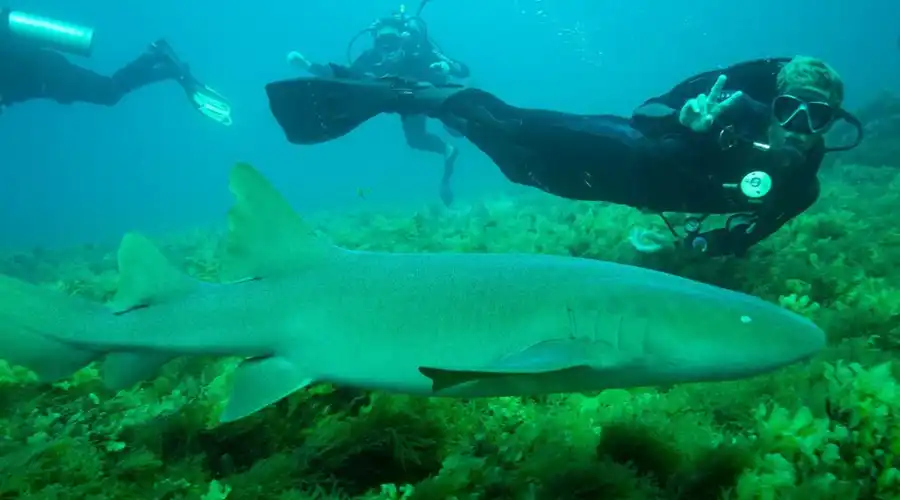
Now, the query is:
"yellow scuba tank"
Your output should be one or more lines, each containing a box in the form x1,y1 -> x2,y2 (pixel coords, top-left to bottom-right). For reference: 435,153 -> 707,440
4,10 -> 95,57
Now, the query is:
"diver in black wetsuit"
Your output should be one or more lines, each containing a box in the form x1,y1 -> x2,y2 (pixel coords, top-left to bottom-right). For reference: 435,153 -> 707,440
285,5 -> 470,206
264,56 -> 864,257
0,8 -> 232,125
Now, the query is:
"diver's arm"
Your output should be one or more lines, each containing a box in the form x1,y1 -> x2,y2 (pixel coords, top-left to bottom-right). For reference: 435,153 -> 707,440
429,49 -> 470,78
633,92 -> 770,140
305,63 -> 334,78
289,49 -> 377,79
348,50 -> 379,76
715,93 -> 772,133
444,58 -> 470,79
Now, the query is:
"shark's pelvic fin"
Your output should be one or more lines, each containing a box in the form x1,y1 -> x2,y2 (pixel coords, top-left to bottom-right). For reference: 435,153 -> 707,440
418,339 -> 600,392
419,366 -> 590,393
221,162 -> 339,282
220,355 -> 316,423
102,232 -> 198,390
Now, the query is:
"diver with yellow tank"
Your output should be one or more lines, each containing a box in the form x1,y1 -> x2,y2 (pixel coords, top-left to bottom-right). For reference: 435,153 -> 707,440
0,8 -> 232,125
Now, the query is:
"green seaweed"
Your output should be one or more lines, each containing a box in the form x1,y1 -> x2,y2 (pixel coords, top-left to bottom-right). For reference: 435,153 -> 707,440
1,158 -> 900,499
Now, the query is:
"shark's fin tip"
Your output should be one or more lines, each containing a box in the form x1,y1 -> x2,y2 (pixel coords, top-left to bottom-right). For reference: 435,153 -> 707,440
221,162 -> 337,283
220,355 -> 316,423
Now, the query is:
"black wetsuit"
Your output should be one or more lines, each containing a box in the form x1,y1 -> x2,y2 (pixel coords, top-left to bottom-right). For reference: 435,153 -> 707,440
307,43 -> 470,204
0,9 -> 184,111
418,58 -> 824,257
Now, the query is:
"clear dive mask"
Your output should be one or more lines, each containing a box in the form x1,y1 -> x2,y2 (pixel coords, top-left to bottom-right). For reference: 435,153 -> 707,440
771,93 -> 863,152
346,4 -> 431,64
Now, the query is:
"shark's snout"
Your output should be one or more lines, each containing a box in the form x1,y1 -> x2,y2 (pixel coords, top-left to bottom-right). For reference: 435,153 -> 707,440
636,281 -> 828,384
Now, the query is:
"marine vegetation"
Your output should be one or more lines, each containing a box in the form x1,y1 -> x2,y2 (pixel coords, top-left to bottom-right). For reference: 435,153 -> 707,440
1,153 -> 900,499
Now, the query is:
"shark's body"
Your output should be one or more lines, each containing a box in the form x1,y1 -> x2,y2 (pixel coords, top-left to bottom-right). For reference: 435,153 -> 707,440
0,163 -> 826,423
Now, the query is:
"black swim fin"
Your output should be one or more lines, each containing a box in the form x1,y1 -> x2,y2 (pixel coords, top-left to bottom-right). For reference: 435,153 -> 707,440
266,66 -> 470,145
265,76 -> 400,145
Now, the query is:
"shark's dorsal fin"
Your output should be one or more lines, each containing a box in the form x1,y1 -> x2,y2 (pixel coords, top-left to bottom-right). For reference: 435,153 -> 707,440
221,162 -> 337,282
110,232 -> 197,313
104,232 -> 198,389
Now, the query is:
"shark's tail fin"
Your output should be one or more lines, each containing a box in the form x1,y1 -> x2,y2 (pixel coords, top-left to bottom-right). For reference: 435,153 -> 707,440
3,162 -> 343,422
0,231 -> 200,389
0,274 -> 104,381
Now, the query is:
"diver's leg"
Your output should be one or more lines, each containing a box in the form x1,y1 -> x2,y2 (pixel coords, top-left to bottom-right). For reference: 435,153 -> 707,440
43,42 -> 185,107
37,45 -> 181,107
429,89 -> 538,187
401,114 -> 458,206
111,42 -> 184,97
28,50 -> 125,106
435,89 -> 663,204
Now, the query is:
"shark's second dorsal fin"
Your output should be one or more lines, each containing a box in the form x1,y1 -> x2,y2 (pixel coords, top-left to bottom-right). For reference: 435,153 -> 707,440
221,162 -> 336,282
110,232 -> 198,313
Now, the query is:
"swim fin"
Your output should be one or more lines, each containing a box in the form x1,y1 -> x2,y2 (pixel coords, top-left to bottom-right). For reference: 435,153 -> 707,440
150,39 -> 233,126
265,69 -> 470,145
183,81 -> 233,126
264,76 -> 400,145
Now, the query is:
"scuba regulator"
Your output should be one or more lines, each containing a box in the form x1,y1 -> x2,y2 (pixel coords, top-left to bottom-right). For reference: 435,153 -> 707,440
1,8 -> 95,57
656,107 -> 865,253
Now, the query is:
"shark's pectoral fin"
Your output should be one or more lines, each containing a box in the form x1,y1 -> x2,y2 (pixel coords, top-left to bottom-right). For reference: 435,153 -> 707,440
419,339 -> 599,392
221,163 -> 342,283
220,355 -> 316,423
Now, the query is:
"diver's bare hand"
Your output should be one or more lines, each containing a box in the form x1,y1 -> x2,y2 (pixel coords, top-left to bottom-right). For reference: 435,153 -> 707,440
286,51 -> 312,71
678,74 -> 743,133
429,61 -> 450,74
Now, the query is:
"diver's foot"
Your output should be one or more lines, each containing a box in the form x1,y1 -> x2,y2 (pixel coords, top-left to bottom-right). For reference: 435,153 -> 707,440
445,144 -> 460,167
440,145 -> 459,206
148,39 -> 189,80
439,182 -> 454,207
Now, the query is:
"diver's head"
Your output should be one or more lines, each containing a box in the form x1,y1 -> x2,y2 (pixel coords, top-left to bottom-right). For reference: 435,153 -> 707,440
769,56 -> 844,152
373,24 -> 405,58
371,5 -> 426,60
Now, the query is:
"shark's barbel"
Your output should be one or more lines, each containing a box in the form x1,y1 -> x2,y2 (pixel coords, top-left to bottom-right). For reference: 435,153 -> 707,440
0,163 -> 826,423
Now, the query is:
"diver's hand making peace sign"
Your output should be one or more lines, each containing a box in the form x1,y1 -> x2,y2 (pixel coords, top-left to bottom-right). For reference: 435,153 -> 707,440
678,74 -> 744,133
